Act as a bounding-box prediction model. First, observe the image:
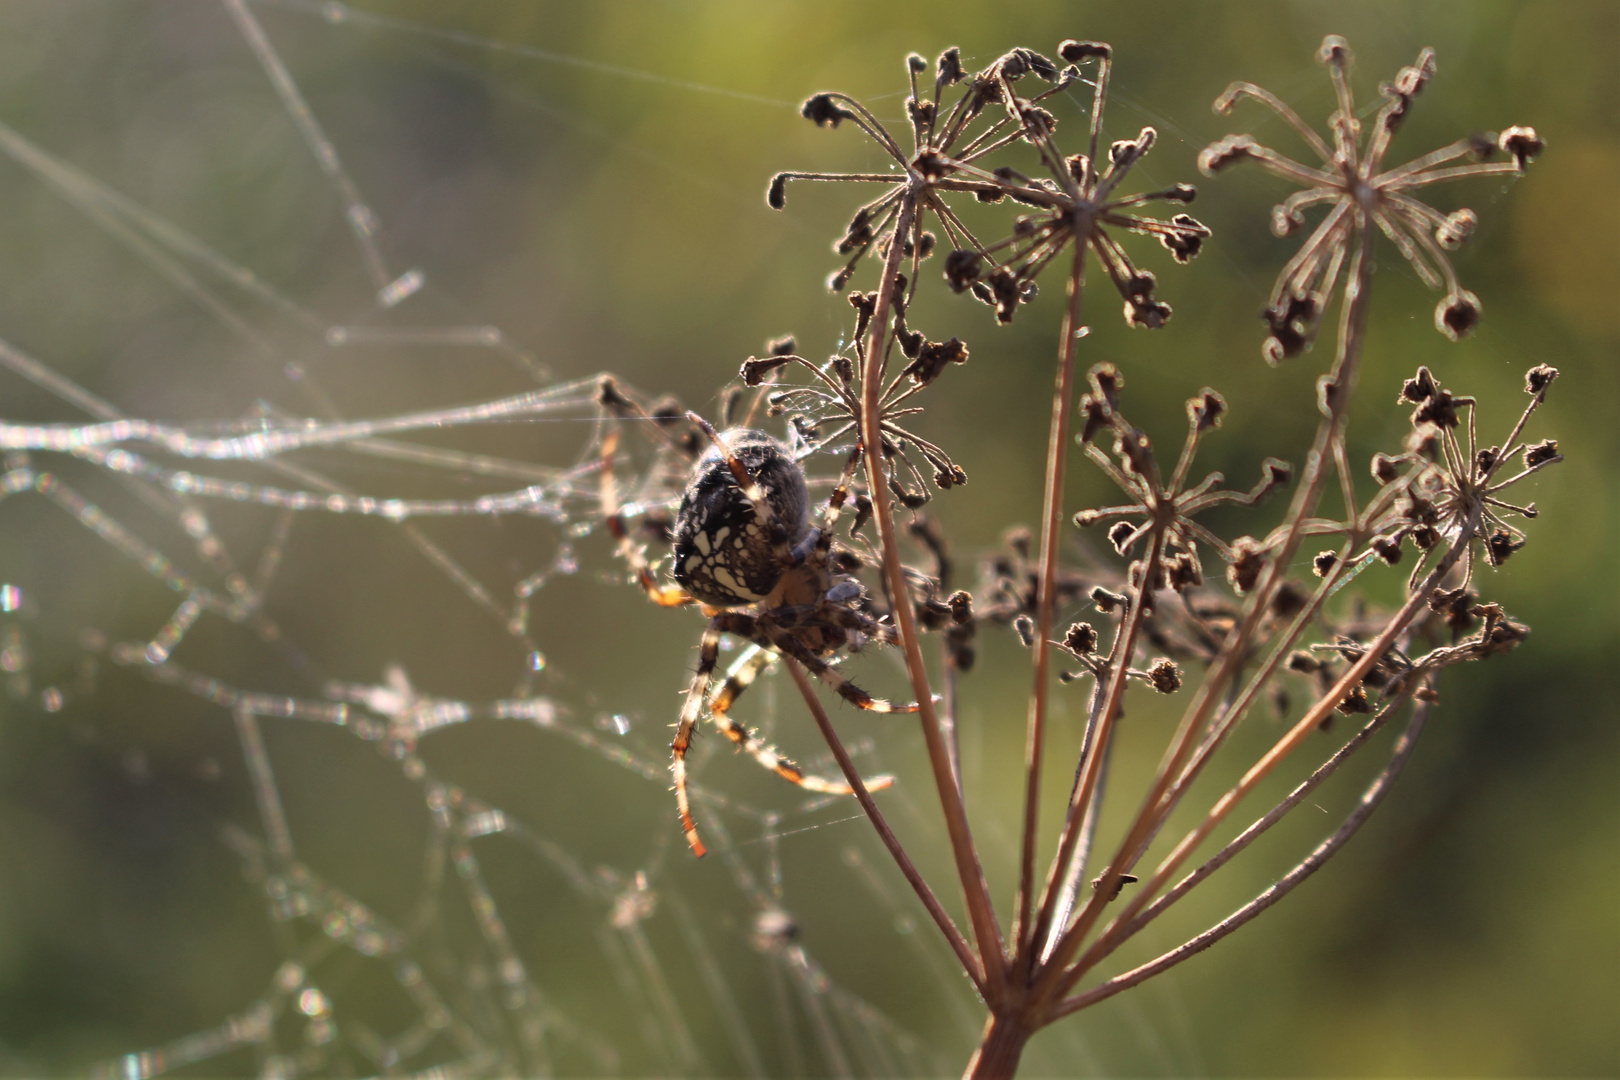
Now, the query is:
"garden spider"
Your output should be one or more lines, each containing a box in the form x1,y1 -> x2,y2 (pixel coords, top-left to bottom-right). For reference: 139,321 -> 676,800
601,414 -> 916,857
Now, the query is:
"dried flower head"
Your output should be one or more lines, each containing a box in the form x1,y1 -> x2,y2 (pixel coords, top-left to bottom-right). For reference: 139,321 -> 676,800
748,290 -> 967,507
1366,365 -> 1561,589
1200,36 -> 1543,362
771,47 -> 1075,291
955,41 -> 1209,325
1071,366 -> 1290,595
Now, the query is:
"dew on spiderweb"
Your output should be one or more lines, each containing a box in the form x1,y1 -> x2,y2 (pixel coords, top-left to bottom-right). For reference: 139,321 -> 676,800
0,4 -> 969,1076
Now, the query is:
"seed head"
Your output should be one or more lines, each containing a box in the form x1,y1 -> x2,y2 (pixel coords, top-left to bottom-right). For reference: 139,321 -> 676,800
1148,658 -> 1183,694
1203,37 -> 1542,359
1064,621 -> 1098,654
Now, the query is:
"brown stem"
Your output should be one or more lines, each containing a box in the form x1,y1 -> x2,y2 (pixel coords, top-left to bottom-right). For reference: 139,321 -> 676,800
940,637 -> 964,795
1039,674 -> 1113,963
1037,227 -> 1379,1002
1085,675 -> 1419,977
782,657 -> 986,993
1050,697 -> 1431,1019
1028,530 -> 1165,968
1060,519 -> 1472,995
1141,541 -> 1357,853
1014,232 -> 1089,958
1166,229 -> 1376,801
963,1011 -> 1032,1080
859,187 -> 1006,990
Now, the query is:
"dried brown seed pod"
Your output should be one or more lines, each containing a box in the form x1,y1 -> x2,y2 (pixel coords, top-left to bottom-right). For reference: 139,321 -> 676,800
1064,622 -> 1098,654
1147,658 -> 1182,694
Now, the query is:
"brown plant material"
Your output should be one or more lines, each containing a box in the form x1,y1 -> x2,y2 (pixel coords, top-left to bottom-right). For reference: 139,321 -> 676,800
1200,36 -> 1542,362
613,34 -> 1554,1079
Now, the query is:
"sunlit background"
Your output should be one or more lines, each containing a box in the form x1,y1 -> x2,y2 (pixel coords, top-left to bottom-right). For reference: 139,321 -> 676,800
0,1 -> 1614,1075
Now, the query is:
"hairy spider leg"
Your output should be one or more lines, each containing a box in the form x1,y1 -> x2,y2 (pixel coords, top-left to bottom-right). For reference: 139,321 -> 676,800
670,417 -> 807,857
600,429 -> 691,607
671,611 -> 910,857
750,616 -> 920,715
809,443 -> 865,567
706,646 -> 896,795
706,645 -> 776,720
671,617 -> 727,857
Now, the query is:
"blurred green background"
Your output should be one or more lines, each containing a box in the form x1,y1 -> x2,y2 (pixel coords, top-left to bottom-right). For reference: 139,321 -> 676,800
0,1 -> 1614,1075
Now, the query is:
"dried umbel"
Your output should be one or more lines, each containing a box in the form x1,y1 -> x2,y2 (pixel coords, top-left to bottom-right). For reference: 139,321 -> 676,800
1366,363 -> 1562,587
1070,367 -> 1290,600
748,287 -> 969,509
772,43 -> 1207,325
607,33 -> 1555,1080
1201,36 -> 1543,361
952,41 -> 1209,326
770,47 -> 1074,291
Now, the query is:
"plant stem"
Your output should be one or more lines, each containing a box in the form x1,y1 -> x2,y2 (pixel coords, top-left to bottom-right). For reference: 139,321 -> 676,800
1153,226 -> 1378,807
1014,234 -> 1089,959
858,188 -> 1005,991
1086,675 -> 1419,974
782,656 -> 985,993
1059,518 -> 1473,996
1039,675 -> 1112,963
1135,540 -> 1358,857
963,1011 -> 1032,1080
1051,697 -> 1431,1017
1037,227 -> 1379,1000
940,638 -> 964,795
1028,530 -> 1165,968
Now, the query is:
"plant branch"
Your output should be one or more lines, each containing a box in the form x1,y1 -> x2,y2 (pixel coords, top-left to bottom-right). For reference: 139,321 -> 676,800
1085,675 -> 1421,976
1014,230 -> 1090,960
1028,529 -> 1165,967
1060,517 -> 1472,993
859,187 -> 1006,992
1035,227 -> 1379,1003
1140,540 -> 1358,851
1038,673 -> 1113,963
783,656 -> 985,993
1049,696 -> 1431,1019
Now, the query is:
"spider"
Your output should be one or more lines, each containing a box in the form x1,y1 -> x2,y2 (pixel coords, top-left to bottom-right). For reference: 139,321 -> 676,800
601,413 -> 916,857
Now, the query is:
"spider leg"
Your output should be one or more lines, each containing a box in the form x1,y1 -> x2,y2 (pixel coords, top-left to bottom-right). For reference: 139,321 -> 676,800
756,619 -> 921,714
834,604 -> 901,646
772,602 -> 901,646
818,444 -> 864,535
708,647 -> 895,795
671,617 -> 728,857
601,429 -> 692,607
706,643 -> 774,719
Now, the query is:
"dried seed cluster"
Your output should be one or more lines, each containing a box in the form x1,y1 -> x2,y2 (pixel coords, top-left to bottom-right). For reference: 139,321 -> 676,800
773,42 -> 1208,325
1200,37 -> 1542,362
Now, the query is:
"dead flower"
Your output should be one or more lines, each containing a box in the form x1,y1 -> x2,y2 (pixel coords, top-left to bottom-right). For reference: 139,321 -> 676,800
1200,36 -> 1543,362
1365,364 -> 1562,590
1071,366 -> 1290,598
770,47 -> 1075,292
951,41 -> 1210,325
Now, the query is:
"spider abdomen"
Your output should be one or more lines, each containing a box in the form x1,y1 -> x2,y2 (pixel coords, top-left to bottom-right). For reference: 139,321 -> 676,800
673,429 -> 810,606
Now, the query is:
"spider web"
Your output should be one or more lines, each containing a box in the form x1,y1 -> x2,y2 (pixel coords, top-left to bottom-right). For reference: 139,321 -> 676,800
0,3 -> 1033,1075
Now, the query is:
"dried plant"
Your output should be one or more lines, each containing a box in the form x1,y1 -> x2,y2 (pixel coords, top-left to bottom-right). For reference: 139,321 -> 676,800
607,35 -> 1552,1078
1200,35 -> 1543,359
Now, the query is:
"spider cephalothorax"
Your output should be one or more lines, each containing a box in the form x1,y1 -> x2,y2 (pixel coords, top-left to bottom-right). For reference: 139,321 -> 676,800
673,429 -> 811,606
